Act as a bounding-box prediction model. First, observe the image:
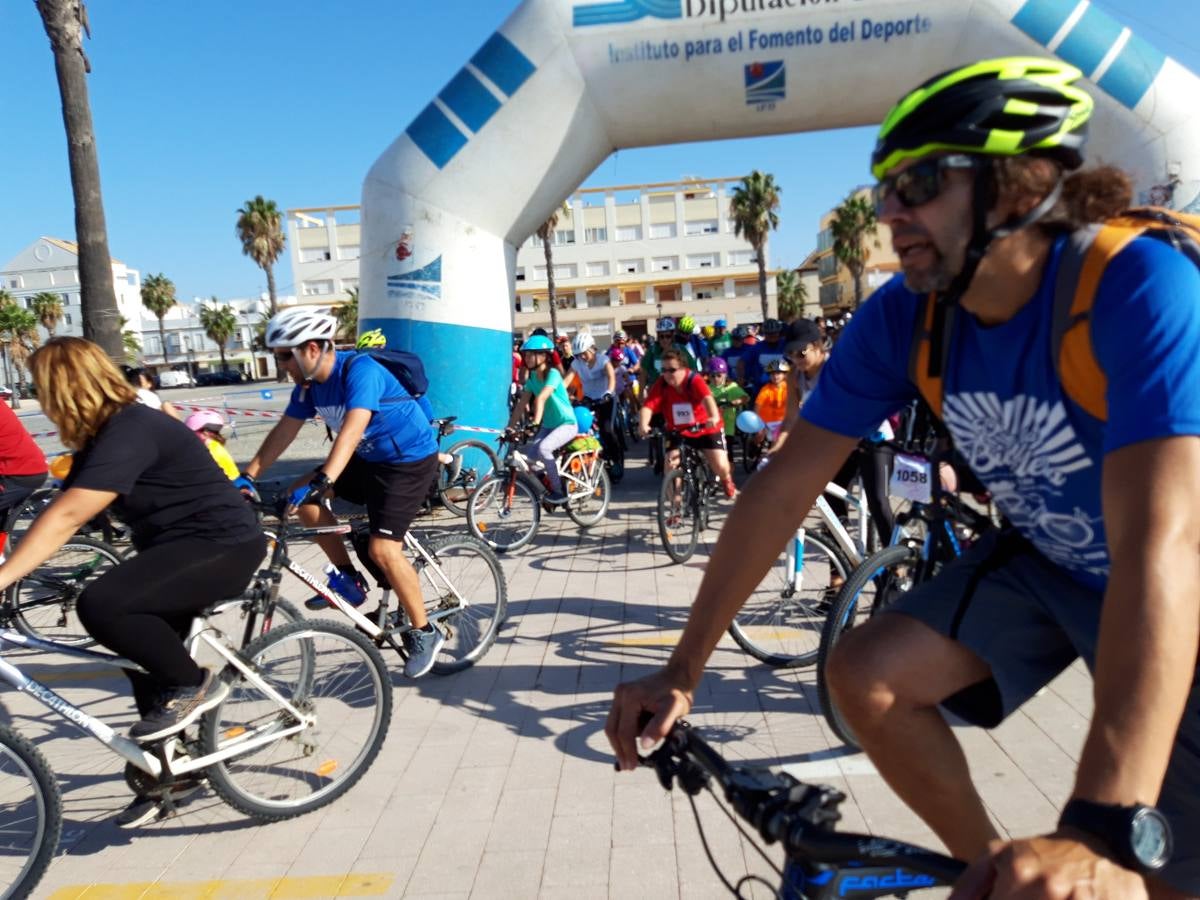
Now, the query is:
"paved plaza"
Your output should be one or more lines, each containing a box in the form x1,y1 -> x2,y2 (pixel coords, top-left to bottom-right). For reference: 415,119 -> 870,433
9,404 -> 1093,899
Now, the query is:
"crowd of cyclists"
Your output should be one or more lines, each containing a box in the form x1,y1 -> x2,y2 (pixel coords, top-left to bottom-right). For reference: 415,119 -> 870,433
5,52 -> 1198,899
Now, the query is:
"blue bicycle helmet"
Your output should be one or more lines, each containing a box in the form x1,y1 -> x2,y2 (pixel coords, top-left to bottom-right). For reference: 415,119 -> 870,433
521,334 -> 554,352
574,406 -> 595,433
715,318 -> 727,328
736,410 -> 766,434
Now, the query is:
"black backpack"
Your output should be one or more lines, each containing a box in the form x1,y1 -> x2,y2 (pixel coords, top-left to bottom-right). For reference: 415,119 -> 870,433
343,348 -> 429,400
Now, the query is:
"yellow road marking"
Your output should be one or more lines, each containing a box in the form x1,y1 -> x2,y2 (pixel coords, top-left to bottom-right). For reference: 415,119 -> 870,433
604,628 -> 809,647
48,872 -> 394,899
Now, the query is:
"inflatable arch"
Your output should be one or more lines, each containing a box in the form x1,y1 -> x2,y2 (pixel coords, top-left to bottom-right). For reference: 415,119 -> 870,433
360,0 -> 1200,431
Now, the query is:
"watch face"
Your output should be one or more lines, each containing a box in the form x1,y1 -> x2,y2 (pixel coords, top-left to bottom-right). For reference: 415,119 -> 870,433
1131,809 -> 1171,869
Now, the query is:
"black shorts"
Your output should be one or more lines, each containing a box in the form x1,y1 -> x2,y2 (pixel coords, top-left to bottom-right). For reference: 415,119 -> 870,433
666,431 -> 725,452
332,452 -> 438,540
0,473 -> 47,531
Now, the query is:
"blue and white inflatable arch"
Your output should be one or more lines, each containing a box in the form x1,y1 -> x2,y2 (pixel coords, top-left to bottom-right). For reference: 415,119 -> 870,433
360,0 -> 1200,431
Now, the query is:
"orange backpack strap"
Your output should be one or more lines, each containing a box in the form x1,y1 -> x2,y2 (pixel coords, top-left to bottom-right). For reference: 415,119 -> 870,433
908,292 -> 954,420
1052,207 -> 1200,421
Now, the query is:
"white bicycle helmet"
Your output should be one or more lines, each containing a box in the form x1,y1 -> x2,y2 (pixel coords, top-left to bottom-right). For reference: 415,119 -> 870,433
265,308 -> 337,349
572,332 -> 596,356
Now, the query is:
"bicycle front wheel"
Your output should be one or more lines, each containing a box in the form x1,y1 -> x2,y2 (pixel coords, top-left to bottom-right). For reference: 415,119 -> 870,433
437,439 -> 499,517
728,530 -> 849,668
0,724 -> 62,900
466,473 -> 540,552
415,534 -> 508,674
658,470 -> 700,564
816,543 -> 921,748
566,464 -> 610,528
10,537 -> 124,647
201,620 -> 392,821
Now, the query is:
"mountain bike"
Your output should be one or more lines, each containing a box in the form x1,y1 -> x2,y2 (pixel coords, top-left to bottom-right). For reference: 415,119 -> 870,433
655,431 -> 722,565
466,427 -> 610,553
639,719 -> 963,898
430,415 -> 500,517
815,454 -> 996,748
0,588 -> 393,898
261,495 -> 507,674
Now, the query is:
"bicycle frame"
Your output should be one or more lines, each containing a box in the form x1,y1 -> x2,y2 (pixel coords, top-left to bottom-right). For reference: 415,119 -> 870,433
782,484 -> 870,589
0,623 -> 315,781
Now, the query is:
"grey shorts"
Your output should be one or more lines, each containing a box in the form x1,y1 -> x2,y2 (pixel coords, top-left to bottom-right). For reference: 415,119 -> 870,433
886,529 -> 1200,892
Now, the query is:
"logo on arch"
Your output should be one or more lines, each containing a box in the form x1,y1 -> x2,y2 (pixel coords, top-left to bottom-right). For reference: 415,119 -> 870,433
745,60 -> 785,106
573,0 -> 681,27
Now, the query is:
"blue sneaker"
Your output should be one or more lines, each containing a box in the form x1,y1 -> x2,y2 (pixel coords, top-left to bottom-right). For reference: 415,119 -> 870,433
306,570 -> 368,611
402,624 -> 445,678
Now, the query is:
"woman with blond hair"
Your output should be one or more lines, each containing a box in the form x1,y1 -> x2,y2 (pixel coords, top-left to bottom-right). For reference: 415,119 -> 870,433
0,337 -> 264,826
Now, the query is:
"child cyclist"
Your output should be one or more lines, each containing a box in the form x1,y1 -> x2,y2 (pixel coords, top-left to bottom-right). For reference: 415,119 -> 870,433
184,409 -> 238,479
506,334 -> 578,503
704,357 -> 748,463
753,358 -> 791,445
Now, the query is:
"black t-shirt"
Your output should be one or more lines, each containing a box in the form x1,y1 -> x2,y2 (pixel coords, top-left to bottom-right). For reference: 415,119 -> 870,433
64,404 -> 260,551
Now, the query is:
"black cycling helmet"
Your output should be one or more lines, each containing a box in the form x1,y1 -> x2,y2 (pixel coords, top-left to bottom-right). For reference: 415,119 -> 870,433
762,318 -> 783,335
871,57 -> 1093,180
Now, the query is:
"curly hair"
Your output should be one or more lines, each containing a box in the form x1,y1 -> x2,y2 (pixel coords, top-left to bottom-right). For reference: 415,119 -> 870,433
994,158 -> 1133,233
29,337 -> 137,450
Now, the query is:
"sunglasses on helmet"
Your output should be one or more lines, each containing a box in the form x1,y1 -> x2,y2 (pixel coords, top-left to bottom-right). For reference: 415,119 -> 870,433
873,154 -> 978,216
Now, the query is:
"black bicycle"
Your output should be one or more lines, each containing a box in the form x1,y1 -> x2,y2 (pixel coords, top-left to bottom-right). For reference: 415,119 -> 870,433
656,431 -> 720,564
640,719 -> 964,898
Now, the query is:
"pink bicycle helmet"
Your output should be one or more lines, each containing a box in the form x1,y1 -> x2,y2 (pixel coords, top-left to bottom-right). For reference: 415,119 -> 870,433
185,409 -> 229,438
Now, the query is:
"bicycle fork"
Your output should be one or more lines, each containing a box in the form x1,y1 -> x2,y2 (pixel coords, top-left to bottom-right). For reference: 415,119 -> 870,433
783,528 -> 805,597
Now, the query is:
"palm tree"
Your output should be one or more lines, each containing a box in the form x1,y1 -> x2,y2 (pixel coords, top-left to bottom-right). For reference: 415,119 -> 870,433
118,315 -> 141,362
831,192 -> 880,310
534,202 -> 572,337
775,269 -> 808,322
236,196 -> 286,316
199,298 -> 238,372
0,295 -> 38,408
30,292 -> 64,337
35,0 -> 121,358
730,171 -> 782,323
140,272 -> 176,365
335,287 -> 359,342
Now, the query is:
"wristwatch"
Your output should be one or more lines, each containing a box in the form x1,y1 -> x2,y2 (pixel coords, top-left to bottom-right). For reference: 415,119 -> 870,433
1058,799 -> 1173,874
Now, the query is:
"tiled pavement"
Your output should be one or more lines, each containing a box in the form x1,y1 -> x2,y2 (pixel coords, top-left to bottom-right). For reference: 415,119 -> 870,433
9,452 -> 1093,899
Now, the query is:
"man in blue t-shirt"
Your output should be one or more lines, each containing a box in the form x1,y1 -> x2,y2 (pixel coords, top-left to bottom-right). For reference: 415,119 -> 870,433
240,309 -> 444,679
608,59 -> 1200,896
740,318 -> 787,388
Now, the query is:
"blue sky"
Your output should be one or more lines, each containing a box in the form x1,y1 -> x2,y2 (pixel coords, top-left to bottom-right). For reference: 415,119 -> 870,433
1,0 -> 1197,304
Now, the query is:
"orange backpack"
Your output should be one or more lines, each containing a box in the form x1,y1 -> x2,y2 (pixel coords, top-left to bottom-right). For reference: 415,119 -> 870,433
910,207 -> 1200,422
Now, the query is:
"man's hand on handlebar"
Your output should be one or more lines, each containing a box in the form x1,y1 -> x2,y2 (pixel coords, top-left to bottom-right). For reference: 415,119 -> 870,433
234,472 -> 261,502
605,668 -> 694,772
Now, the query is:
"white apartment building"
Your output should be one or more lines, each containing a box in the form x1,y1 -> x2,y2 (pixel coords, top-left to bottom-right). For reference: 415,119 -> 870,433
286,205 -> 361,302
137,296 -> 289,379
1,237 -> 144,339
515,176 -> 777,340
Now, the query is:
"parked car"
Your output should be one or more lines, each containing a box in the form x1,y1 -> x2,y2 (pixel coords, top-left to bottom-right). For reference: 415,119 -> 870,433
157,370 -> 194,388
195,369 -> 245,386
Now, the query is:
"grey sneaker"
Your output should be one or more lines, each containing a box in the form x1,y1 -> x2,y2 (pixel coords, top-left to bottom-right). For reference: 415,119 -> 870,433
402,624 -> 445,679
130,670 -> 229,742
114,777 -> 204,829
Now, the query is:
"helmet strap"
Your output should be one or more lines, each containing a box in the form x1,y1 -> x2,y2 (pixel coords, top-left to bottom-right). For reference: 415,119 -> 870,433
296,341 -> 331,385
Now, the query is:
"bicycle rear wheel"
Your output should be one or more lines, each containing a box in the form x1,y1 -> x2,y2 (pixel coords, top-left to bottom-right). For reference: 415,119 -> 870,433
816,543 -> 921,748
201,620 -> 391,821
0,723 -> 62,900
437,439 -> 499,517
9,537 -> 123,647
466,473 -> 540,552
415,534 -> 508,674
658,470 -> 700,564
566,463 -> 610,528
728,530 -> 848,668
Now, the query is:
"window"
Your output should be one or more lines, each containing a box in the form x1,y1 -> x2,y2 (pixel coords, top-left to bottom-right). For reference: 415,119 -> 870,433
652,256 -> 678,271
656,287 -> 677,302
648,222 -> 676,239
341,278 -> 359,292
301,280 -> 334,296
694,287 -> 718,300
686,253 -> 718,269
615,225 -> 641,242
684,219 -> 718,236
553,229 -> 576,246
515,268 -> 526,281
618,258 -> 642,274
623,290 -> 642,304
532,265 -> 548,280
8,277 -> 21,289
586,261 -> 609,277
818,255 -> 839,279
127,273 -> 138,286
300,247 -> 332,263
555,263 -> 577,279
586,290 -> 611,308
65,313 -> 73,326
59,293 -> 69,304
728,249 -> 755,266
584,227 -> 607,243
338,245 -> 360,260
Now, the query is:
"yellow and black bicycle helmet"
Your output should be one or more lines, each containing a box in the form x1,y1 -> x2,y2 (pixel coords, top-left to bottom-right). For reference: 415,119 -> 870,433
871,57 -> 1093,180
356,328 -> 387,350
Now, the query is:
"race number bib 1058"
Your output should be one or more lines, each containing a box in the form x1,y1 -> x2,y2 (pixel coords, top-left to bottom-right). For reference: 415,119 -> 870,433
890,453 -> 932,503
671,403 -> 695,427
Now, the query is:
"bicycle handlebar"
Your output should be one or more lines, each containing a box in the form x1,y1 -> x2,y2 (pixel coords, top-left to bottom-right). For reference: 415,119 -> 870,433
640,720 -> 965,894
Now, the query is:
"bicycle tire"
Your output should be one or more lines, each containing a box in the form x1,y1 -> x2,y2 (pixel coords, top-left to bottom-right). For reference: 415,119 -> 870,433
415,534 -> 508,674
466,472 -> 540,553
201,619 -> 391,821
741,436 -> 762,474
9,537 -> 124,647
816,543 -> 921,748
566,464 -> 610,528
437,439 -> 500,517
727,529 -> 849,668
0,724 -> 62,900
658,470 -> 700,564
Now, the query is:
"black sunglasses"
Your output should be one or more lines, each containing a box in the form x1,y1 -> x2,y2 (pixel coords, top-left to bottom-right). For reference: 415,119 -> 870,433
660,367 -> 683,374
273,352 -> 293,364
873,154 -> 978,216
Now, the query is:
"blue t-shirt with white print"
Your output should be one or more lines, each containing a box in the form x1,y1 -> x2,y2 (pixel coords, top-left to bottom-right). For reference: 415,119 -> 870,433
801,236 -> 1200,592
285,351 -> 438,464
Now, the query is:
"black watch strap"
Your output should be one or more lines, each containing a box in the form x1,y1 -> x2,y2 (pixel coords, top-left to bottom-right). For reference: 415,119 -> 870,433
1058,799 -> 1171,874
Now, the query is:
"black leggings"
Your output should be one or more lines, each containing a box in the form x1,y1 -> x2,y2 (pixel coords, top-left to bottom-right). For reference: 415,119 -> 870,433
827,443 -> 894,546
77,535 -> 266,714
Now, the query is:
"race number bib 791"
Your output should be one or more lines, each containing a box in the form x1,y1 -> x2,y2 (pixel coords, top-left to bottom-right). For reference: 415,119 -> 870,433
671,403 -> 696,427
890,453 -> 932,503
